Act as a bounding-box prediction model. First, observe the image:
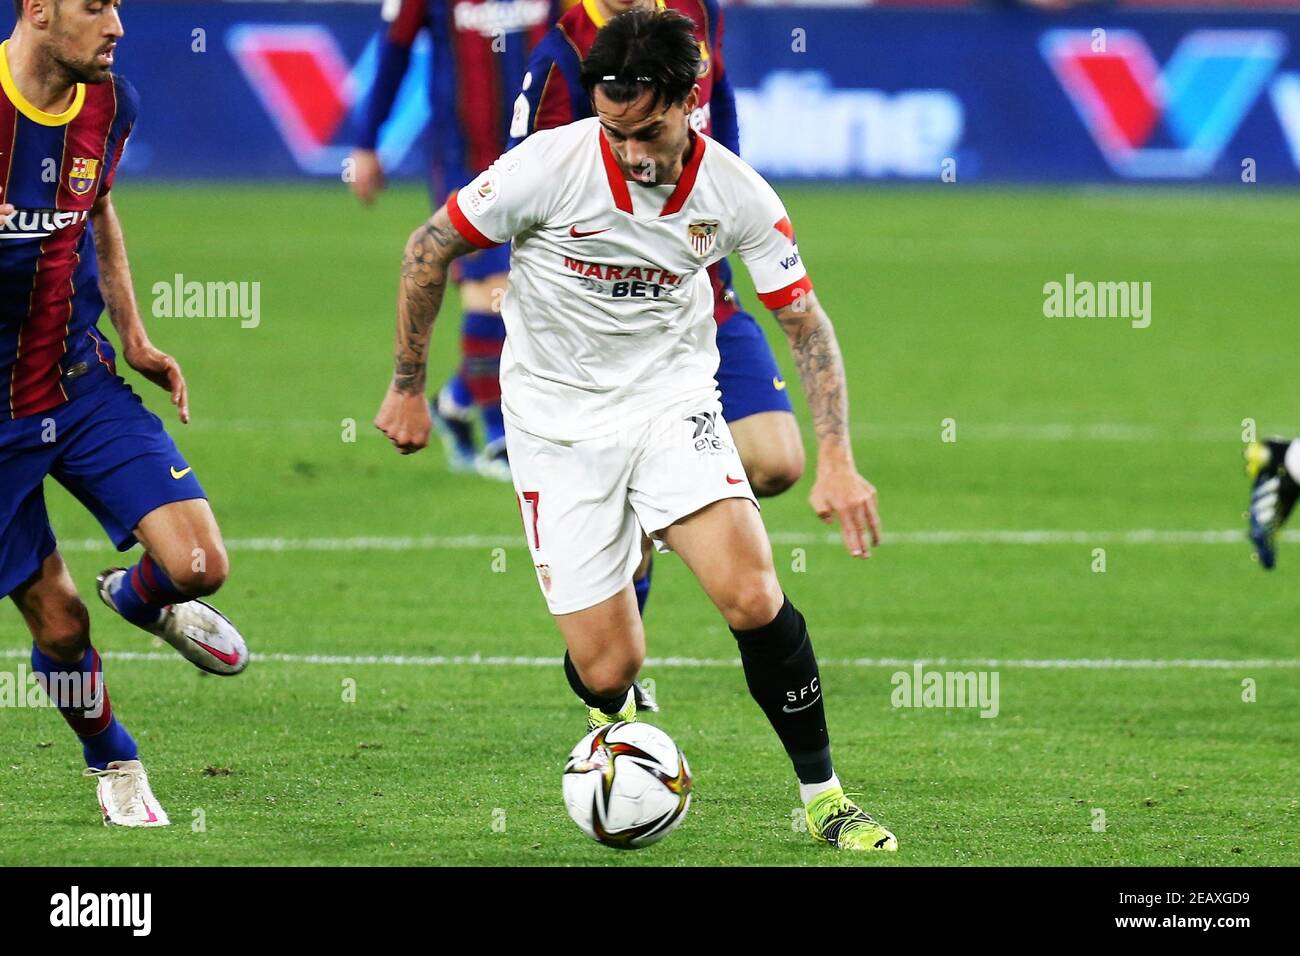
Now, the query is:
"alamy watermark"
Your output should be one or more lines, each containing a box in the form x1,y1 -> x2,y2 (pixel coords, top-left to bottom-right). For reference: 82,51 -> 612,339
152,273 -> 260,328
890,663 -> 999,718
50,886 -> 151,936
1043,273 -> 1151,329
0,665 -> 103,717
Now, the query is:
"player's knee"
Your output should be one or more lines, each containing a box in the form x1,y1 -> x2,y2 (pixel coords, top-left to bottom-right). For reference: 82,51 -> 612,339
583,653 -> 644,699
747,453 -> 805,498
33,597 -> 91,661
166,544 -> 230,597
719,574 -> 785,631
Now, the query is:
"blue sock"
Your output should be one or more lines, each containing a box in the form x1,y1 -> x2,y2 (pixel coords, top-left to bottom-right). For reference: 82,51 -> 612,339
481,401 -> 506,447
634,558 -> 653,616
109,553 -> 188,628
446,371 -> 473,412
31,644 -> 138,770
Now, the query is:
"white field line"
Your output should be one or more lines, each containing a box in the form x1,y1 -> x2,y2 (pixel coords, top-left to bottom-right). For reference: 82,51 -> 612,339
0,649 -> 1295,669
179,419 -> 1291,443
48,529 -> 1284,553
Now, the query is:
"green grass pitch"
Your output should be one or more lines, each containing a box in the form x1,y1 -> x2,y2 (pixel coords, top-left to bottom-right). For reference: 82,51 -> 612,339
1,183 -> 1297,866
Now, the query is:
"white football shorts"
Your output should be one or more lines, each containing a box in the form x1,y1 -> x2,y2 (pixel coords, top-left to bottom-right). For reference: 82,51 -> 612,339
506,397 -> 759,615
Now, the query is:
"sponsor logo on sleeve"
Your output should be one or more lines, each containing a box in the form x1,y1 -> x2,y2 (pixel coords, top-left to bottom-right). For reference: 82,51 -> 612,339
465,171 -> 500,215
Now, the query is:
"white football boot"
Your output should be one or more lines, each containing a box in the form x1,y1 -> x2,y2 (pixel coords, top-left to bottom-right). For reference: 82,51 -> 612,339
84,760 -> 171,827
475,436 -> 513,483
97,568 -> 250,675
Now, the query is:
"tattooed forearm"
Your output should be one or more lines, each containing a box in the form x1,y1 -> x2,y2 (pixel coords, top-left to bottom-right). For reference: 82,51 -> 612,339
775,292 -> 852,455
393,206 -> 475,394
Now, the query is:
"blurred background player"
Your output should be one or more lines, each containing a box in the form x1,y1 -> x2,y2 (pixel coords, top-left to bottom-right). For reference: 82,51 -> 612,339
1,0 -> 247,827
349,0 -> 564,480
1245,438 -> 1300,569
508,0 -> 806,619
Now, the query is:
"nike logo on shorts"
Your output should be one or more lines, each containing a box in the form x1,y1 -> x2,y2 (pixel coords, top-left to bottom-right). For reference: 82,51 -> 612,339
773,377 -> 787,391
170,466 -> 192,480
725,475 -> 745,485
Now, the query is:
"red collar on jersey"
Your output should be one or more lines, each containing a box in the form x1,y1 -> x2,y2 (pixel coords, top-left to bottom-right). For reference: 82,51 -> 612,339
598,127 -> 707,217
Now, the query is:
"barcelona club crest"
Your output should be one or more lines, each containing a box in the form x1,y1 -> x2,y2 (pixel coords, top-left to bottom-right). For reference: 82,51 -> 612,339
68,157 -> 100,196
687,220 -> 719,259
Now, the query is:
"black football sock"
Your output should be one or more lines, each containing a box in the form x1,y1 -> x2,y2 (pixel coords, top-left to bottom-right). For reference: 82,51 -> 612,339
564,651 -> 631,715
731,596 -> 833,784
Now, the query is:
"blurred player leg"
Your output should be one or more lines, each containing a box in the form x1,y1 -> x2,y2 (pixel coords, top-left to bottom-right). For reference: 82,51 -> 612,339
13,552 -> 168,827
431,264 -> 510,480
1245,437 -> 1300,569
458,270 -> 510,481
430,369 -> 478,473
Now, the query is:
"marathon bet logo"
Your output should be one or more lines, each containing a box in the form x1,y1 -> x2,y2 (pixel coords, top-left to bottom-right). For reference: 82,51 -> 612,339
890,663 -> 1000,718
49,886 -> 152,936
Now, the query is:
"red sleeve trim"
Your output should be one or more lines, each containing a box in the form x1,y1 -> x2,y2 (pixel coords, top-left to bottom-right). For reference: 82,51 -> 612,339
757,276 -> 813,310
446,190 -> 501,249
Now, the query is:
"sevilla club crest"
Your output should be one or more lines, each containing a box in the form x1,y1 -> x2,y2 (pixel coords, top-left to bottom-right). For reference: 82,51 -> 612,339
687,219 -> 719,259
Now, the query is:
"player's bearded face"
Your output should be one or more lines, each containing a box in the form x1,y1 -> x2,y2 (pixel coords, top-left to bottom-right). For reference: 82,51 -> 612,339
47,0 -> 124,85
594,87 -> 700,187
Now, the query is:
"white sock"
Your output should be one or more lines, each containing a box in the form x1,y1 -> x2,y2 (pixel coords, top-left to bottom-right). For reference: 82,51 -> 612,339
1284,440 -> 1300,477
799,773 -> 841,805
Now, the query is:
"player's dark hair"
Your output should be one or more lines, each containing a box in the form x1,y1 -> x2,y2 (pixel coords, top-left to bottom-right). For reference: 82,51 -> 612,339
580,9 -> 701,111
13,0 -> 21,19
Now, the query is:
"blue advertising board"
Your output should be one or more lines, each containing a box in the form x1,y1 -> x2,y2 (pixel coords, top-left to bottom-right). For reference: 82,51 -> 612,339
5,2 -> 1300,183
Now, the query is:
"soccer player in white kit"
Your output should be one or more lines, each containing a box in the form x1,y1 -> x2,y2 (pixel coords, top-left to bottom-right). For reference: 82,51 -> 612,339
375,9 -> 896,851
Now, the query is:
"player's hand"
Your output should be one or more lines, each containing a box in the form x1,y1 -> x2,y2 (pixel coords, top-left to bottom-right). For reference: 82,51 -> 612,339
0,202 -> 14,227
124,343 -> 190,424
374,385 -> 431,455
349,149 -> 385,205
809,462 -> 881,559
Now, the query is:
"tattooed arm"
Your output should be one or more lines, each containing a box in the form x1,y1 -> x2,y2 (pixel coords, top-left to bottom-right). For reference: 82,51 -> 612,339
374,204 -> 478,454
773,290 -> 881,558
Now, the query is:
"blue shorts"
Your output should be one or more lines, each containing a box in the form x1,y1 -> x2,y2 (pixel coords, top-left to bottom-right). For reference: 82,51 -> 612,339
0,378 -> 206,598
715,311 -> 795,423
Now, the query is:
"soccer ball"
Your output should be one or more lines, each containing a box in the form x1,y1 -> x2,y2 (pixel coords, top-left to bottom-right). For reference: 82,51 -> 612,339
562,721 -> 692,849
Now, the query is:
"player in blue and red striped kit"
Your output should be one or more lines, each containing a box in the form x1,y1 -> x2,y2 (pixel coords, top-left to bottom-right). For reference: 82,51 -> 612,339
507,0 -> 806,625
1,0 -> 248,827
349,0 -> 560,479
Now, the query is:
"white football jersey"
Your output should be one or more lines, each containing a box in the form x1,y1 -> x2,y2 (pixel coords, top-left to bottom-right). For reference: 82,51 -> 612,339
448,116 -> 812,441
